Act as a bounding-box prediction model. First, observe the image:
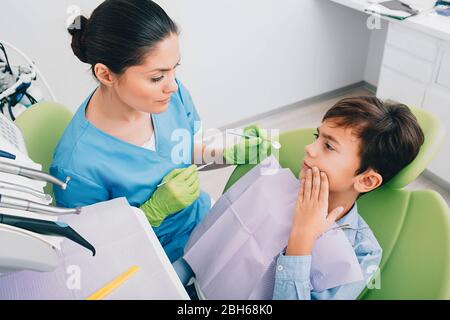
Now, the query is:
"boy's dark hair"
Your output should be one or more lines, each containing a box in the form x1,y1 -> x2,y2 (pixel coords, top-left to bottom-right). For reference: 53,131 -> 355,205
323,96 -> 425,186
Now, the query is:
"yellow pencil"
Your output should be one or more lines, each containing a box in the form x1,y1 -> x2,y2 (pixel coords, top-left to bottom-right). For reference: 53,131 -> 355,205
86,265 -> 140,300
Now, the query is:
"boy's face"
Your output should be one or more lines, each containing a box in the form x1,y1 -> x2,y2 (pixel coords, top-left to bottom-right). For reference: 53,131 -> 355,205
302,119 -> 366,193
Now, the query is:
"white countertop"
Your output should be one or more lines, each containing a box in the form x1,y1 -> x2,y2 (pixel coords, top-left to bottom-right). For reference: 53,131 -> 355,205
330,0 -> 450,42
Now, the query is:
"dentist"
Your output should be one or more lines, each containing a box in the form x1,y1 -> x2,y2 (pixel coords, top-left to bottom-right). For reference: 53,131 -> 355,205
51,0 -> 269,262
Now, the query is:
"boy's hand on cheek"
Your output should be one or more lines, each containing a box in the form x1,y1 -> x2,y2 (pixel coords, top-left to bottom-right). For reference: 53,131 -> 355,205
286,167 -> 344,256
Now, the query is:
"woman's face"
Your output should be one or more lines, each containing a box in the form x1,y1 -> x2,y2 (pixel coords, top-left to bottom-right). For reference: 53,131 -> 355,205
113,33 -> 180,114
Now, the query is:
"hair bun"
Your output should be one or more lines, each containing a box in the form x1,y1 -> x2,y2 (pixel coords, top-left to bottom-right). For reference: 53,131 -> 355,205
68,15 -> 89,63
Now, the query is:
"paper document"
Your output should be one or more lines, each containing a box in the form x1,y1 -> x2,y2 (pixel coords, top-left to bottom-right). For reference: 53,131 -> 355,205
365,0 -> 420,19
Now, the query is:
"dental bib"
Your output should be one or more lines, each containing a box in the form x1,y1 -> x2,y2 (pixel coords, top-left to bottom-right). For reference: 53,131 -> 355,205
184,156 -> 363,299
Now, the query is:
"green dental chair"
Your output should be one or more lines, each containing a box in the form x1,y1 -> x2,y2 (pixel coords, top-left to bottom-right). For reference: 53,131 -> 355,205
223,107 -> 450,300
14,101 -> 73,198
13,101 -> 450,299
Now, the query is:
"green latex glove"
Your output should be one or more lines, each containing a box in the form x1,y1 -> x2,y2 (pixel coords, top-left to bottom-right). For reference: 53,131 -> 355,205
140,164 -> 200,227
223,124 -> 271,165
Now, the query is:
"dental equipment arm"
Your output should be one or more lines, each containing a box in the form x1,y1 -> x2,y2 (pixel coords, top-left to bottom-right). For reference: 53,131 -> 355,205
0,160 -> 70,190
0,179 -> 52,201
0,194 -> 80,216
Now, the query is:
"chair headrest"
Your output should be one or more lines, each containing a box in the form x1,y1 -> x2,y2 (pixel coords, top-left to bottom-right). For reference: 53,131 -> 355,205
386,106 -> 445,189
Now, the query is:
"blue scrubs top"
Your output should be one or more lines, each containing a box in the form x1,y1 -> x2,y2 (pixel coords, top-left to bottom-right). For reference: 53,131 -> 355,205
50,79 -> 211,262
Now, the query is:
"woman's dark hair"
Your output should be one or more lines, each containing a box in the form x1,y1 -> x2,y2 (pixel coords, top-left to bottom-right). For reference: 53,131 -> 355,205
67,0 -> 178,77
323,96 -> 425,186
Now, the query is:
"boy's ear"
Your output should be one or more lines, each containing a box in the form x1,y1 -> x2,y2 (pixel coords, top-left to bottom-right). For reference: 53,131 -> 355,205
94,63 -> 116,87
354,169 -> 383,193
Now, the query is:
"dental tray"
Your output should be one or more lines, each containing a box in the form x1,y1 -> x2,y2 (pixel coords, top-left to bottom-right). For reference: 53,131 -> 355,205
0,224 -> 59,273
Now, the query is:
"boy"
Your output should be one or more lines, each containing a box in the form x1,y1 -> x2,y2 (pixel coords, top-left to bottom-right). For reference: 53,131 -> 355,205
175,96 -> 425,300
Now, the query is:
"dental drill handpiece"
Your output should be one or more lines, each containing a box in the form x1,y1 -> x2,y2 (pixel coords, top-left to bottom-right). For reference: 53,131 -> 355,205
0,179 -> 52,202
0,194 -> 81,216
0,161 -> 70,190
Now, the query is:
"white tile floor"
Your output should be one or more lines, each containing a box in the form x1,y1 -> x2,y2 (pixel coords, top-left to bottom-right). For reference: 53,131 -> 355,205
199,86 -> 450,209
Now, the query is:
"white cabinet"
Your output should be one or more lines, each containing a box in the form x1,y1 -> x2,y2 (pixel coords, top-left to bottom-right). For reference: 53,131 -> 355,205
436,51 -> 450,90
378,66 -> 427,106
377,23 -> 450,185
382,45 -> 435,82
422,87 -> 450,184
385,23 -> 438,62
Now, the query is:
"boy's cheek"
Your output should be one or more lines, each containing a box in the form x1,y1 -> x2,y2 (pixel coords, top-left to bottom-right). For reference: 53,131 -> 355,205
327,178 -> 338,192
326,173 -> 346,192
328,173 -> 357,193
323,171 -> 335,189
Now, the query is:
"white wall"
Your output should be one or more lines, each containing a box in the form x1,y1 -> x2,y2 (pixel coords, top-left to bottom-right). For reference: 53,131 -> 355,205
2,0 -> 101,112
2,0 -> 372,128
162,0 -> 372,128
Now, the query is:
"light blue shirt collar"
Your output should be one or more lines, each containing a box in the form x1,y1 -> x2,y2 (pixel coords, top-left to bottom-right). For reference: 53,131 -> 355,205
336,202 -> 360,246
336,202 -> 359,230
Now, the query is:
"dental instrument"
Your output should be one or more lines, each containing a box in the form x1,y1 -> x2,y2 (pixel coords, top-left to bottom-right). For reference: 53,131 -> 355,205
0,212 -> 95,256
157,162 -> 214,188
0,194 -> 80,216
0,179 -> 52,202
0,160 -> 70,190
227,131 -> 282,150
